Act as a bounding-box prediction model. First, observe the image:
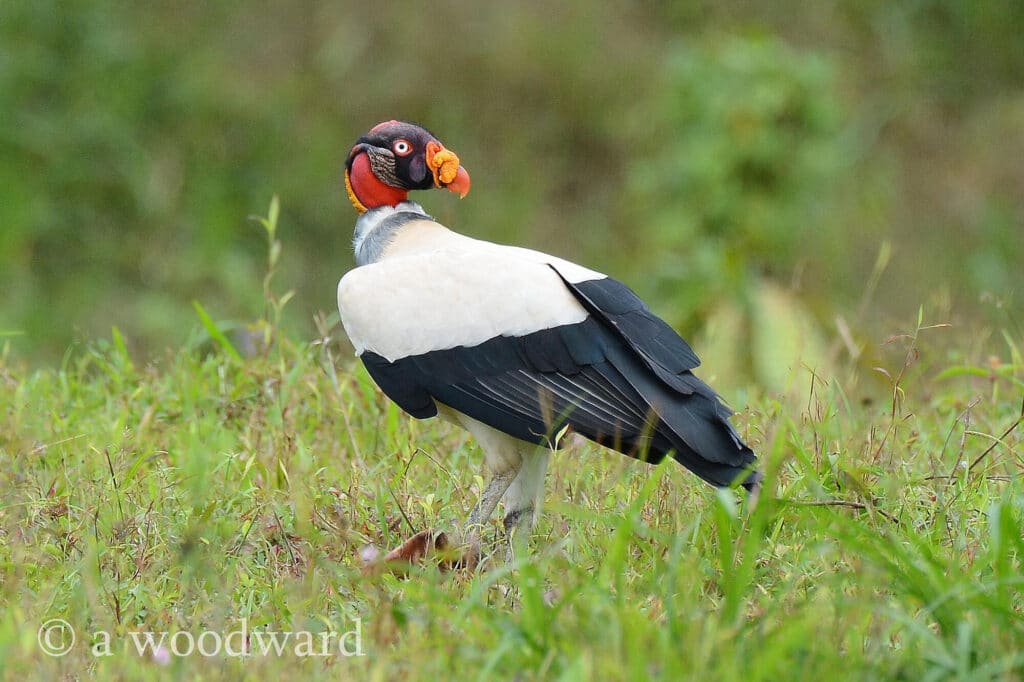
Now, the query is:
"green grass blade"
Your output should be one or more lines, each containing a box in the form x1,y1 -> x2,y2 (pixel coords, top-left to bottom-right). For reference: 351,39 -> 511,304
192,300 -> 242,362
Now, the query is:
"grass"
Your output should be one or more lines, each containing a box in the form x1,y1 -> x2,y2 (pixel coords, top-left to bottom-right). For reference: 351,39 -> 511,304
1,208 -> 1022,680
2,319 -> 1021,680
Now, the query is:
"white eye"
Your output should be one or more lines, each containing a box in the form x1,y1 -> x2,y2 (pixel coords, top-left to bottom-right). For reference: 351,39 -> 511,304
393,139 -> 412,156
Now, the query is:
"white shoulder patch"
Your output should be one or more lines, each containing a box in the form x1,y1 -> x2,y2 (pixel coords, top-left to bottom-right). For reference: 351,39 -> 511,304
337,240 -> 606,361
489,244 -> 606,285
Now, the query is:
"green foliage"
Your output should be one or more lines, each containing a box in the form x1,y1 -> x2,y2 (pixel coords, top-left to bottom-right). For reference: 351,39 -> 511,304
1,1 -> 1022,369
626,36 -> 843,317
0,1 -> 352,359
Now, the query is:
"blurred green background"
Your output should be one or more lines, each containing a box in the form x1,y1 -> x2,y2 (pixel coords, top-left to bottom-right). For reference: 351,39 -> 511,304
2,1 -> 1021,379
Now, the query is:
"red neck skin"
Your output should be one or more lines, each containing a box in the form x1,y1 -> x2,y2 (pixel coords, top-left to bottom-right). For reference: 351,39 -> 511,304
348,152 -> 408,211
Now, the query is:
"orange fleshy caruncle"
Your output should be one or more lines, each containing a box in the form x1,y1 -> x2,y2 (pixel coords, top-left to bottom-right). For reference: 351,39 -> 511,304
426,141 -> 471,198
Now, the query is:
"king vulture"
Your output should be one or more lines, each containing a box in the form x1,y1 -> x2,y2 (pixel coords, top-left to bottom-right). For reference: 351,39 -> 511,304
337,120 -> 760,564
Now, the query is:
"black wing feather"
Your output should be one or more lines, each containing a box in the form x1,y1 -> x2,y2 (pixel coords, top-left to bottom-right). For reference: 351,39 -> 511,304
361,307 -> 759,489
555,271 -> 709,395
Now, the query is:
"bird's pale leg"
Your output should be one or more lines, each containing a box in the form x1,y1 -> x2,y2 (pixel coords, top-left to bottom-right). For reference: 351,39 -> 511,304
436,406 -> 534,567
460,466 -> 519,567
501,448 -> 550,559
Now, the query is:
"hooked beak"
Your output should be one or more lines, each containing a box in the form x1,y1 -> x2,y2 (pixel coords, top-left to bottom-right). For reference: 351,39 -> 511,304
426,140 -> 471,198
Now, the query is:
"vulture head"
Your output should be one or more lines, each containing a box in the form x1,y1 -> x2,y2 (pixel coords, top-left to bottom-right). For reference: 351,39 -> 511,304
344,120 -> 472,213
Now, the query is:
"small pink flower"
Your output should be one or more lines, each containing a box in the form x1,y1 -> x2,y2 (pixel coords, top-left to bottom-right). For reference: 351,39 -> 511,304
153,645 -> 171,666
359,543 -> 381,565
